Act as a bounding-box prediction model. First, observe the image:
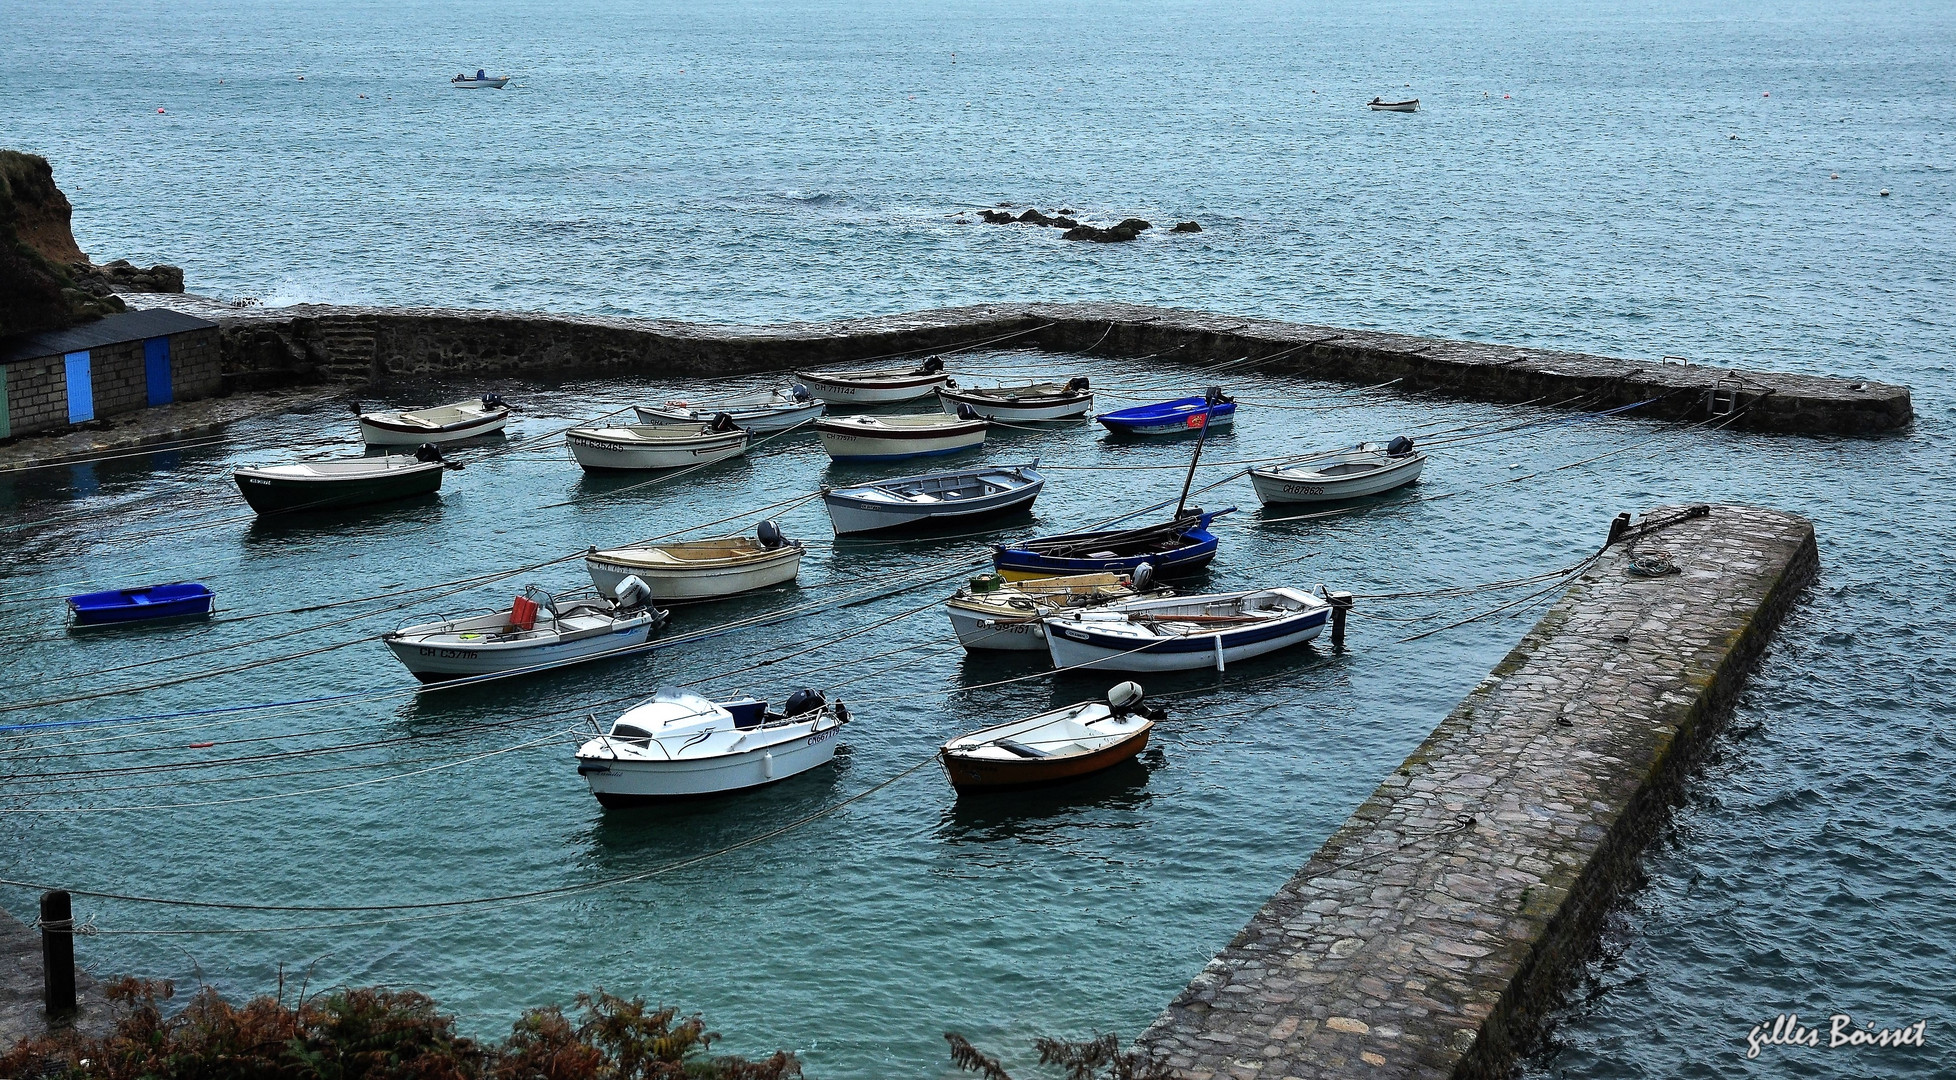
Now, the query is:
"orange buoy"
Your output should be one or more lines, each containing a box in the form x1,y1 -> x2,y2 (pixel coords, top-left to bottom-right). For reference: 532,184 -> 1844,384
157,107 -> 165,113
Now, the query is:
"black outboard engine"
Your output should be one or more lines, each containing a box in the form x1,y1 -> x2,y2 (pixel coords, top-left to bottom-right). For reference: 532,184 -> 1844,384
783,688 -> 827,718
480,392 -> 507,410
414,442 -> 444,463
920,356 -> 945,375
1204,385 -> 1232,405
1386,435 -> 1415,457
708,411 -> 739,433
1065,376 -> 1090,393
1130,560 -> 1156,595
955,402 -> 981,421
757,519 -> 785,550
791,383 -> 812,402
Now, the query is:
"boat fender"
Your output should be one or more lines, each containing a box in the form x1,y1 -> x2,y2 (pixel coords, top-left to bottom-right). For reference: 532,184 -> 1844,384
1065,376 -> 1090,392
708,411 -> 739,433
757,519 -> 786,550
763,751 -> 774,780
1130,561 -> 1156,594
414,442 -> 444,463
1107,681 -> 1146,715
791,383 -> 812,402
920,356 -> 945,375
1386,435 -> 1415,457
784,687 -> 827,718
612,575 -> 652,611
480,392 -> 508,410
955,402 -> 981,421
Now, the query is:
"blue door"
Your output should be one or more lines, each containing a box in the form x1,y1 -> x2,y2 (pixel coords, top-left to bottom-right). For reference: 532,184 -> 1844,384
144,337 -> 173,405
64,351 -> 94,423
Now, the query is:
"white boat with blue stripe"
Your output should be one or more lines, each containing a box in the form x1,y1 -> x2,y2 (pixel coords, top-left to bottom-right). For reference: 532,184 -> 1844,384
1042,586 -> 1332,672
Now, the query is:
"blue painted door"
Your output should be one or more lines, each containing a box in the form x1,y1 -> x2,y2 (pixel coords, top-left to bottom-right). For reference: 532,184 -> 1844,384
144,337 -> 173,405
64,351 -> 94,423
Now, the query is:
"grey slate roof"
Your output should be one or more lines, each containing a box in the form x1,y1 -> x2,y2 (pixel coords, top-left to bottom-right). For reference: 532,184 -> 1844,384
0,308 -> 217,365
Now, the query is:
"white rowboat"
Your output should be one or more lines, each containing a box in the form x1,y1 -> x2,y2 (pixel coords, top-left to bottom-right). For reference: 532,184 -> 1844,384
945,571 -> 1147,653
822,462 -> 1042,534
383,581 -> 666,682
1369,98 -> 1419,112
359,396 -> 510,445
793,358 -> 949,404
815,413 -> 987,463
632,387 -> 825,434
1043,587 -> 1332,672
566,422 -> 750,471
1248,439 -> 1426,504
936,379 -> 1093,421
586,523 -> 803,603
576,688 -> 849,804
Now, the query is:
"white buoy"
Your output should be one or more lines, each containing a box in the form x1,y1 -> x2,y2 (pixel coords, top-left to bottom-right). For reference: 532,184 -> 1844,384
1880,189 -> 1890,197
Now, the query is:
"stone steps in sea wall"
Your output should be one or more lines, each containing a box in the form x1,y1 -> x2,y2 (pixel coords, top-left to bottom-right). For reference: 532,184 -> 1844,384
126,295 -> 1912,436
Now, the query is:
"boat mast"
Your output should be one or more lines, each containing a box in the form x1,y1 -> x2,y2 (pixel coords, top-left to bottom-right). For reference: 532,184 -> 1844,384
1173,387 -> 1224,519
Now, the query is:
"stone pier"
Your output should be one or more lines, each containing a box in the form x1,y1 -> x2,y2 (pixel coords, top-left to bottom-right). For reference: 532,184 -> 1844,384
1136,504 -> 1818,1079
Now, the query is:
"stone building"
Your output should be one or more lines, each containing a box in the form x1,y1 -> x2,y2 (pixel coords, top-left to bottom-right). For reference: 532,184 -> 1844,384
0,308 -> 219,440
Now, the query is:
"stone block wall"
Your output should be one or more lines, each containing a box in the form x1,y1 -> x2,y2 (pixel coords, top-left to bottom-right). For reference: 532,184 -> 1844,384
2,355 -> 66,436
169,326 -> 221,398
85,338 -> 147,418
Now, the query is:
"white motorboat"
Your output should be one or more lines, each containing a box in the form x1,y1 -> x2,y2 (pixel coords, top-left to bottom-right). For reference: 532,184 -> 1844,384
936,379 -> 1093,421
815,412 -> 987,463
1247,437 -> 1426,505
382,579 -> 666,682
939,682 -> 1163,792
946,569 -> 1155,652
452,70 -> 510,89
822,461 -> 1042,534
793,357 -> 949,404
566,420 -> 750,471
575,687 -> 850,804
1043,587 -> 1332,672
1369,97 -> 1419,112
359,395 -> 510,445
586,521 -> 803,603
632,386 -> 826,434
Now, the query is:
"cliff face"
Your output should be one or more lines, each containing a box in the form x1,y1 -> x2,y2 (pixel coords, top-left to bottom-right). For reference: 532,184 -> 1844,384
0,151 -> 185,339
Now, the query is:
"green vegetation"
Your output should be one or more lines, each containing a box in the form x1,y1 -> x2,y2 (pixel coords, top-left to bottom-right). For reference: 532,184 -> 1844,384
944,1032 -> 1167,1080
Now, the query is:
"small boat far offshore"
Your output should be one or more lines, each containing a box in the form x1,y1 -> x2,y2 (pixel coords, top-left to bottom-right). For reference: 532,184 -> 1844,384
940,682 -> 1163,793
452,69 -> 510,89
822,461 -> 1043,534
1369,97 -> 1419,112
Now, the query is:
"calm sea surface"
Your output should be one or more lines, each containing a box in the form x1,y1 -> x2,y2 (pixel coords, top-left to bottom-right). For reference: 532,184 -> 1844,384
2,0 -> 1953,1076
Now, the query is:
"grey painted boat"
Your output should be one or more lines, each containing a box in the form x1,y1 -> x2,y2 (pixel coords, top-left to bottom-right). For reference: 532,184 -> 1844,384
822,461 -> 1044,535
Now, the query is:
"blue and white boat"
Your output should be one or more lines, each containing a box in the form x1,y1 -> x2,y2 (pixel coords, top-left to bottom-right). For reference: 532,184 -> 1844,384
67,583 -> 216,626
1043,587 -> 1331,672
823,461 -> 1043,535
993,509 -> 1232,580
1096,391 -> 1236,437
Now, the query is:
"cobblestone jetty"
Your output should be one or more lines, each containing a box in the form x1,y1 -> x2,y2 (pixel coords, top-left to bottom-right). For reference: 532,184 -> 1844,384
1136,505 -> 1818,1080
124,295 -> 1909,436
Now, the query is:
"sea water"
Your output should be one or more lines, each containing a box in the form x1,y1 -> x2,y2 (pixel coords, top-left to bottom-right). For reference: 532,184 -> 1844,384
1,1 -> 1952,1076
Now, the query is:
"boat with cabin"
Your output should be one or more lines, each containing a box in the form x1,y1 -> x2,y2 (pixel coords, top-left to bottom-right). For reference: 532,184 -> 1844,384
792,357 -> 949,404
822,461 -> 1042,534
1043,587 -> 1331,673
452,70 -> 510,89
566,418 -> 750,471
234,445 -> 456,515
359,395 -> 510,445
585,521 -> 803,603
575,687 -> 850,804
936,379 -> 1093,421
382,579 -> 666,682
1247,437 -> 1426,504
815,411 -> 987,463
632,386 -> 825,434
939,682 -> 1163,793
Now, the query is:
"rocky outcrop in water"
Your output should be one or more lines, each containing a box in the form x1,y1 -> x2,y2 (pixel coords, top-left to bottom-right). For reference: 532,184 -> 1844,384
0,150 -> 185,338
1171,220 -> 1203,233
971,207 -> 1196,243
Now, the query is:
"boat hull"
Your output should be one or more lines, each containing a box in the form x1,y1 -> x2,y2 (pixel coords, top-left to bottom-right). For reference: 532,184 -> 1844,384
945,603 -> 1048,652
579,727 -> 842,803
1044,609 -> 1327,672
816,423 -> 986,463
1096,399 -> 1236,437
452,77 -> 510,88
586,547 -> 803,602
936,388 -> 1092,421
632,401 -> 824,433
234,462 -> 444,514
1249,455 -> 1425,504
566,429 -> 749,471
823,467 -> 1042,534
992,533 -> 1218,580
359,410 -> 507,445
68,584 -> 216,625
941,728 -> 1150,792
384,621 -> 655,682
795,371 -> 949,404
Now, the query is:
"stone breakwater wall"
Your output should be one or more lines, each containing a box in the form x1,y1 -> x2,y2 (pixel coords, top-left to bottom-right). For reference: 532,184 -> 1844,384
1136,505 -> 1819,1080
129,295 -> 1910,436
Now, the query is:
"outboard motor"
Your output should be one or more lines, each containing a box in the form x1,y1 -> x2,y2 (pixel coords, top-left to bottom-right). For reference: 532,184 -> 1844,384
708,411 -> 740,434
1386,435 -> 1415,458
1130,561 -> 1156,595
612,575 -> 652,612
791,383 -> 812,402
783,688 -> 827,718
757,519 -> 786,550
480,392 -> 508,410
414,442 -> 444,464
1204,385 -> 1232,405
919,356 -> 945,375
955,402 -> 982,422
1108,680 -> 1166,721
1065,376 -> 1090,393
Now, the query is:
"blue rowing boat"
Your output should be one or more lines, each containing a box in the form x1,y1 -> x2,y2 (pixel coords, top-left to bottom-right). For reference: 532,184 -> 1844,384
1096,391 -> 1236,436
67,583 -> 216,625
993,509 -> 1232,580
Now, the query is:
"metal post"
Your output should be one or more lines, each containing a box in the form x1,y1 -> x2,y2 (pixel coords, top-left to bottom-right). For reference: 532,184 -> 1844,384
40,890 -> 76,1023
1605,512 -> 1632,548
1329,591 -> 1354,648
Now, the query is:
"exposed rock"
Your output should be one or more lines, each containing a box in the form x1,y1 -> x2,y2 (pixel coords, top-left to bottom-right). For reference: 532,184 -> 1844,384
1052,216 -> 1080,229
1062,224 -> 1140,243
1016,209 -> 1053,226
1059,208 -> 1078,215
81,258 -> 185,294
1171,220 -> 1203,233
1115,217 -> 1153,232
0,150 -> 123,337
979,209 -> 1015,224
